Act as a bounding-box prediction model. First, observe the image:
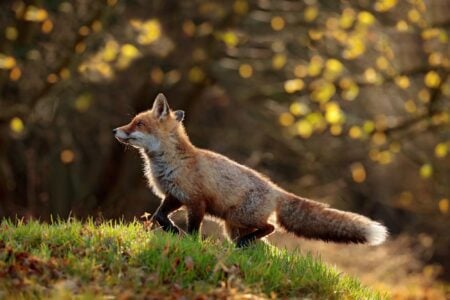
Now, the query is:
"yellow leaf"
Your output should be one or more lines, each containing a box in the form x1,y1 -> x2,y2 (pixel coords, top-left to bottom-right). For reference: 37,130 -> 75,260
434,143 -> 448,158
10,117 -> 24,133
372,132 -> 386,145
75,93 -> 92,112
294,64 -> 308,78
364,68 -> 379,83
272,54 -> 286,70
121,44 -> 140,58
395,76 -> 410,89
376,56 -> 389,70
363,121 -> 375,133
296,120 -> 313,138
396,20 -> 409,31
408,9 -> 421,23
420,164 -> 433,178
324,59 -> 344,80
349,126 -> 363,139
97,62 -> 113,77
375,0 -> 398,12
92,20 -> 102,32
5,27 -> 18,41
222,31 -> 239,47
284,79 -> 304,93
339,77 -> 359,101
325,102 -> 344,124
306,112 -> 326,131
308,55 -> 323,76
358,11 -> 375,25
422,28 -> 440,40
290,102 -> 309,116
279,113 -> 294,127
238,64 -> 253,78
308,29 -> 324,41
438,198 -> 449,214
136,19 -> 161,45
432,112 -> 449,125
24,6 -> 48,22
429,52 -> 443,66
339,8 -> 355,29
424,71 -> 441,88
343,35 -> 366,59
418,88 -> 431,103
343,84 -> 359,101
102,40 -> 119,62
0,54 -> 16,69
312,81 -> 336,103
304,6 -> 318,22
326,17 -> 339,30
351,162 -> 366,183
60,68 -> 70,80
271,16 -> 285,31
188,66 -> 205,83
378,151 -> 393,165
330,124 -> 342,136
404,99 -> 417,113
325,59 -> 343,75
233,0 -> 248,15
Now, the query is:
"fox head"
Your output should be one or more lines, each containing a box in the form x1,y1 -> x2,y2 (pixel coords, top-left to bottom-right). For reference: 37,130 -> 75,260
113,93 -> 185,152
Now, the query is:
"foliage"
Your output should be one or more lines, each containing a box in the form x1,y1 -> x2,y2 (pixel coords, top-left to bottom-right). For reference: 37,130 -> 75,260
0,219 -> 384,299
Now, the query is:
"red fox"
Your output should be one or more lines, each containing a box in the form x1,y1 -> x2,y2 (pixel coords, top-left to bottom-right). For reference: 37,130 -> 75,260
114,93 -> 388,247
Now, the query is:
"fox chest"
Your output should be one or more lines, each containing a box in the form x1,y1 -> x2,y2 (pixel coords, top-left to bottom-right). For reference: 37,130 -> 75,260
145,160 -> 187,202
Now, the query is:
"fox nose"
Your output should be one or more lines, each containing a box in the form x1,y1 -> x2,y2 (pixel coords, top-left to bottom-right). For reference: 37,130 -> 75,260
113,128 -> 118,134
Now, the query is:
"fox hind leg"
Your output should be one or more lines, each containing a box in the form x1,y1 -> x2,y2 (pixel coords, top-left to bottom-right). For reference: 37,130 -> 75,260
236,224 -> 275,248
224,223 -> 254,242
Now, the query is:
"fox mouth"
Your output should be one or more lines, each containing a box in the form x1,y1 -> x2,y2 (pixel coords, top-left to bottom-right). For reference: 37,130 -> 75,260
115,136 -> 134,144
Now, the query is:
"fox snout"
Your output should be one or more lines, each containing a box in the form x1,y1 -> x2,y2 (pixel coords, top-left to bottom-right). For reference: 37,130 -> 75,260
113,127 -> 131,144
113,125 -> 161,152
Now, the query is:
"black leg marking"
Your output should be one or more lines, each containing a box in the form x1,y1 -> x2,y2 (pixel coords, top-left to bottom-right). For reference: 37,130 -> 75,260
186,202 -> 205,235
153,195 -> 182,234
236,224 -> 275,248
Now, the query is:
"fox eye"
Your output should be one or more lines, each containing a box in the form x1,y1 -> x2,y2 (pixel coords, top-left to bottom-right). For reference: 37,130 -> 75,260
136,121 -> 144,127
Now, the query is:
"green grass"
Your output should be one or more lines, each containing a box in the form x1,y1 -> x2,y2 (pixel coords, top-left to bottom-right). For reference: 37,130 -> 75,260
0,219 -> 385,299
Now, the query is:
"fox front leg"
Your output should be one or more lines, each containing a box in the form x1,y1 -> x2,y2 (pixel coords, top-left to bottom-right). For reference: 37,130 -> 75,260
186,201 -> 205,235
153,195 -> 182,234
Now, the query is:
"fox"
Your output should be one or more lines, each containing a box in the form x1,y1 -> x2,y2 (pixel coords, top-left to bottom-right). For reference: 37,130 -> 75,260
113,93 -> 388,247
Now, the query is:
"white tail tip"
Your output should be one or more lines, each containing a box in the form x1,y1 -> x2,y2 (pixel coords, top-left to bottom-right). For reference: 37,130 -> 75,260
366,222 -> 388,245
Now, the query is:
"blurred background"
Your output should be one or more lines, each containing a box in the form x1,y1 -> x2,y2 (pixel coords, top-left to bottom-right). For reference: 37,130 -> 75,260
0,0 -> 449,297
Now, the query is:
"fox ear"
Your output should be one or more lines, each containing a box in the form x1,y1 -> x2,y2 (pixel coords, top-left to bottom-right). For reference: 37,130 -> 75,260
152,93 -> 170,120
174,110 -> 185,122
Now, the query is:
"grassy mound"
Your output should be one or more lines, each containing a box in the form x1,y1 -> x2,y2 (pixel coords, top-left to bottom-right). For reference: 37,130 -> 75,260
0,219 -> 384,299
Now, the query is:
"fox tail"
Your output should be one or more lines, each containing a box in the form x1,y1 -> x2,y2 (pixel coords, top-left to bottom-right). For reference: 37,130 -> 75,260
276,194 -> 388,245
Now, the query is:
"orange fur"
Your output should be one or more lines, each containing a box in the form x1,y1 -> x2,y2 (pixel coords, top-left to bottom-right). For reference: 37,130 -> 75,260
114,93 -> 388,247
